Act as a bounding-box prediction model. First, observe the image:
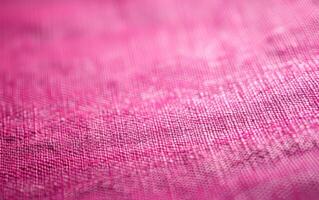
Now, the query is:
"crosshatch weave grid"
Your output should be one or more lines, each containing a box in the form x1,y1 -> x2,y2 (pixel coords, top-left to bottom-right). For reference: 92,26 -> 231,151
1,0 -> 319,199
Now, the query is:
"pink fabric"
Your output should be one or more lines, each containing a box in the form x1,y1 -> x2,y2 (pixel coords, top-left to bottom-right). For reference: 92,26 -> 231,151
1,0 -> 319,199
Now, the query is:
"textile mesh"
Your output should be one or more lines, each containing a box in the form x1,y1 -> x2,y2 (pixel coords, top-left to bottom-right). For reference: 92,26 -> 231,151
1,0 -> 319,199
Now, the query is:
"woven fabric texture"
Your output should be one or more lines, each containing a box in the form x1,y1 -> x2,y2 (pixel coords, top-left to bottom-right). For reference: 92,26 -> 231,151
1,0 -> 319,199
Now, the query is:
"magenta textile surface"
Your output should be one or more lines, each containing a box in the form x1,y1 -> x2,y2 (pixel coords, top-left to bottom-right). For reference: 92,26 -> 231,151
1,0 -> 319,199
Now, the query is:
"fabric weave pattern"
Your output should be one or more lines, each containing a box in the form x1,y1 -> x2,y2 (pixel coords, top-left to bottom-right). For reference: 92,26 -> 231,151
1,0 -> 319,199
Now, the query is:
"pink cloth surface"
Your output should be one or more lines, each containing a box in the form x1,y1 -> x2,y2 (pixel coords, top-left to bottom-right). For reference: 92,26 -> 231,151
1,0 -> 319,199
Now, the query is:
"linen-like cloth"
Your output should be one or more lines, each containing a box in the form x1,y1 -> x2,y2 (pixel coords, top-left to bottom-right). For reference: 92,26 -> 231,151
1,0 -> 319,199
